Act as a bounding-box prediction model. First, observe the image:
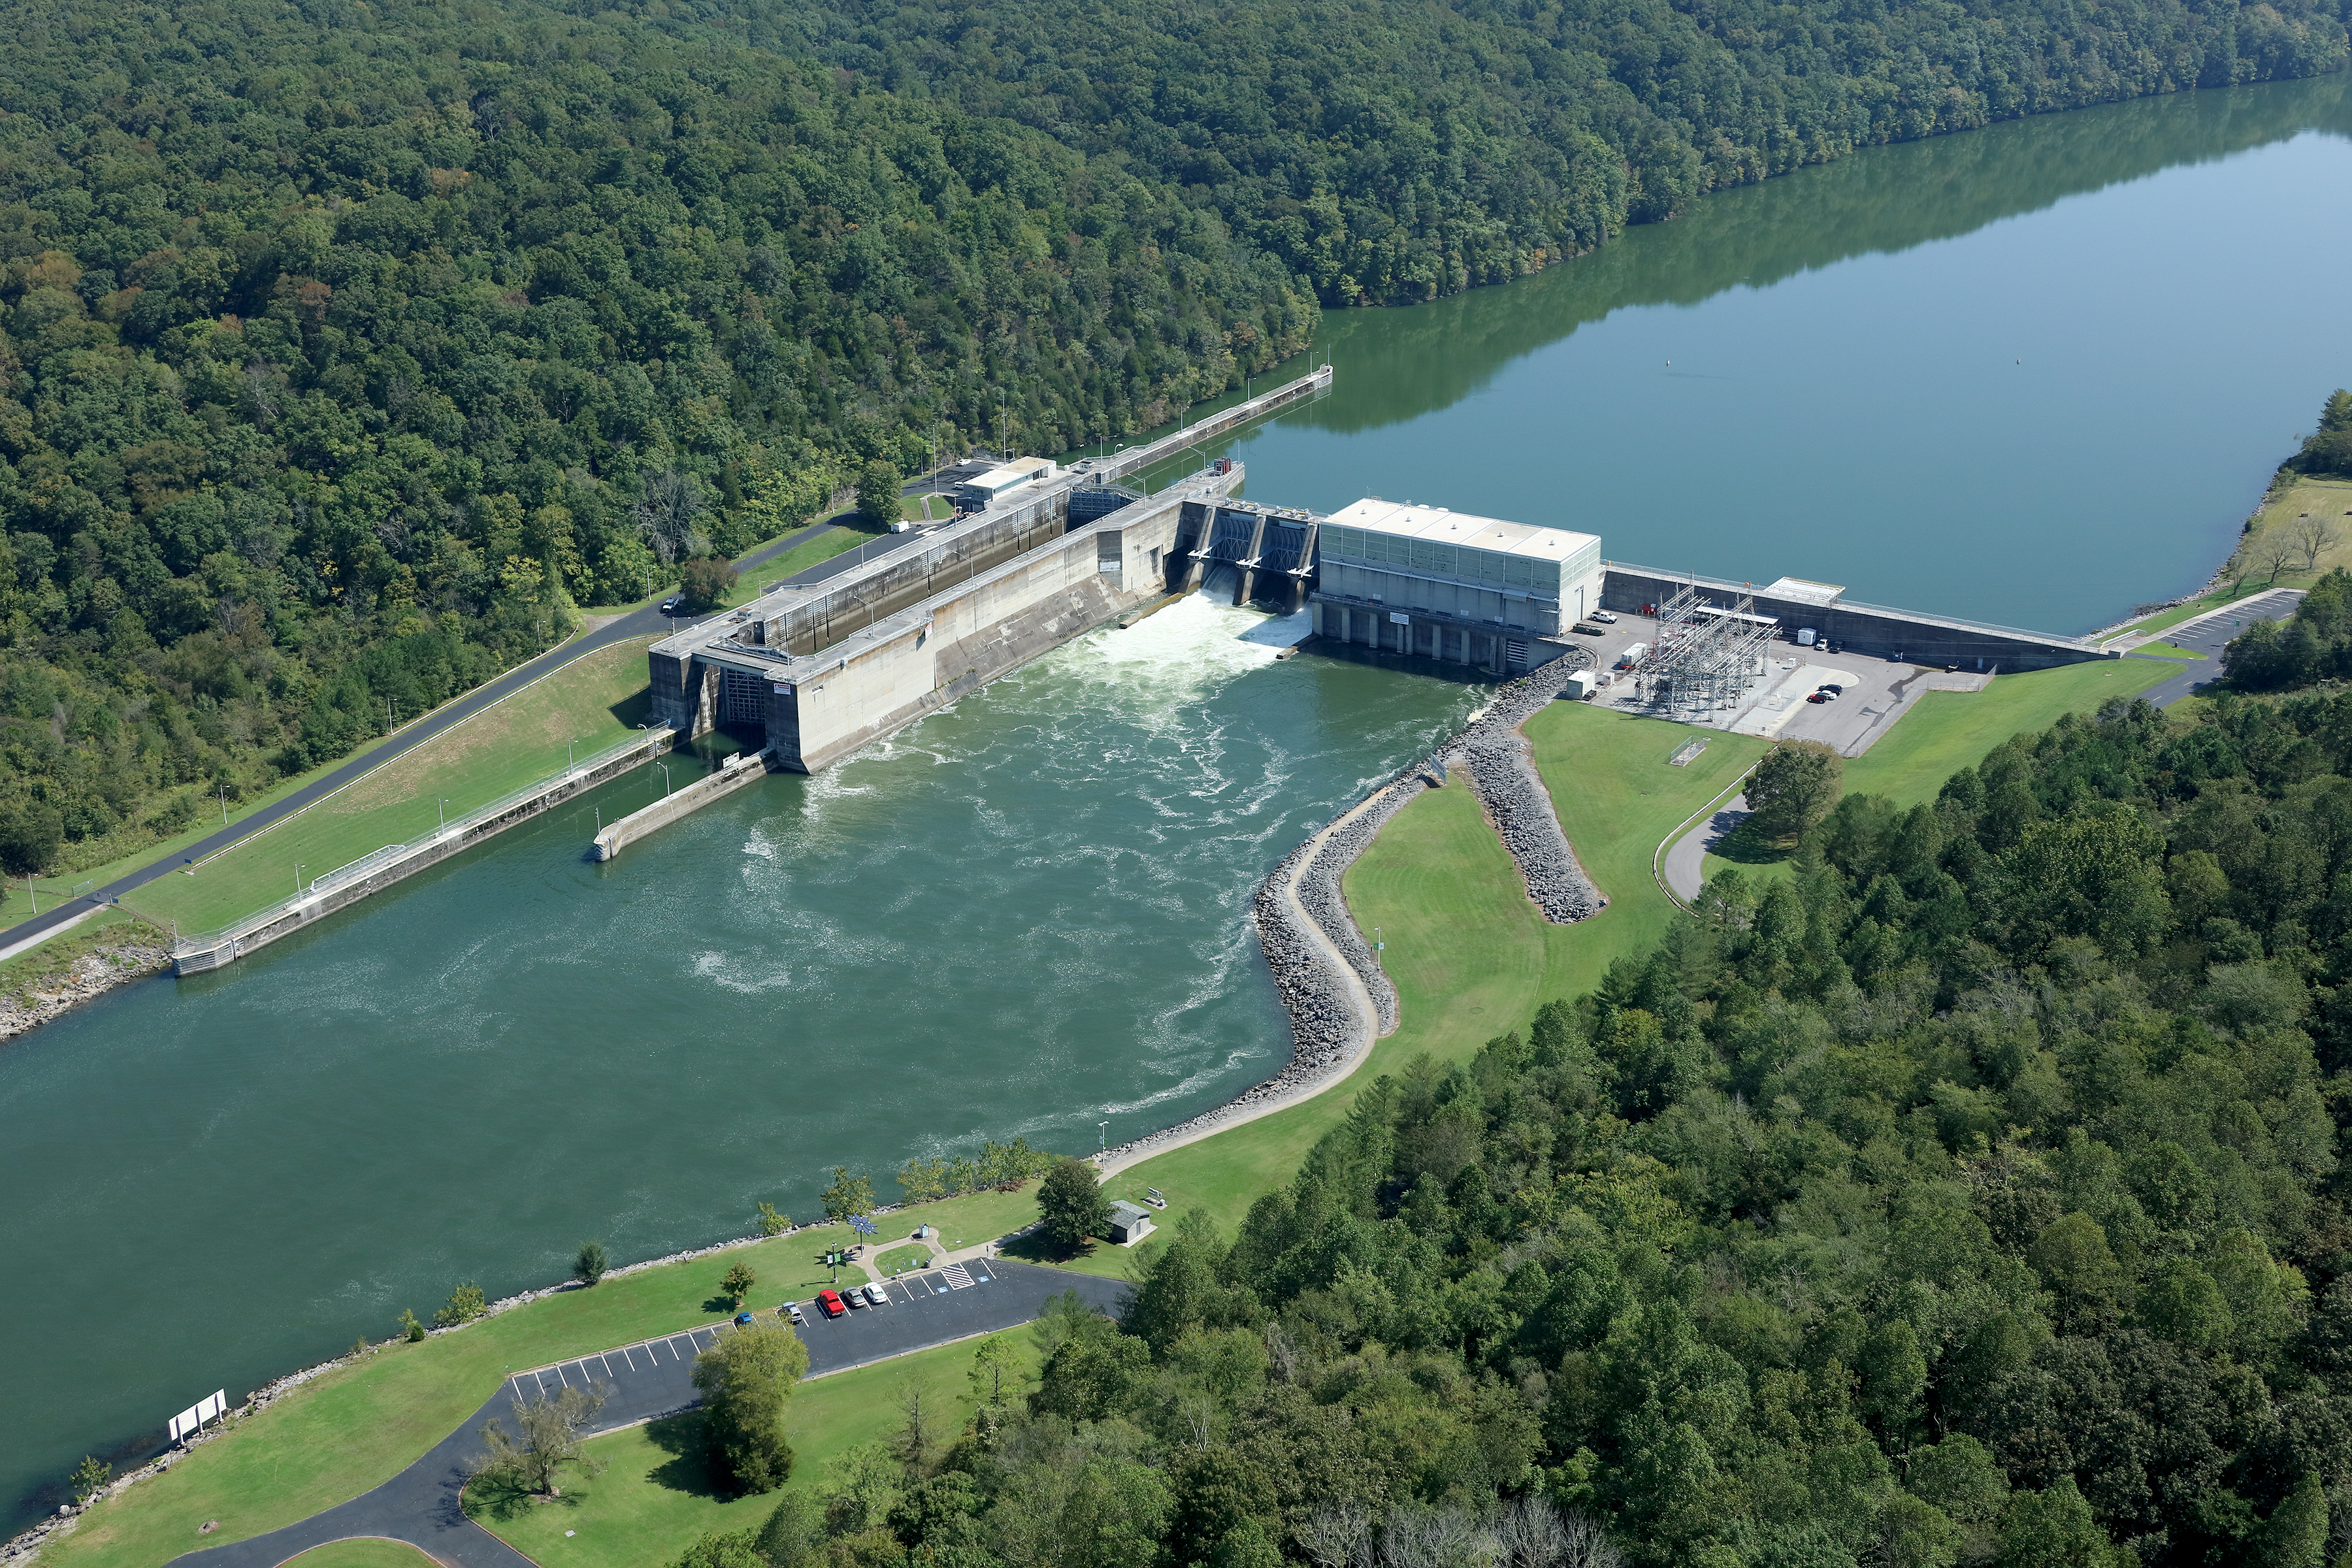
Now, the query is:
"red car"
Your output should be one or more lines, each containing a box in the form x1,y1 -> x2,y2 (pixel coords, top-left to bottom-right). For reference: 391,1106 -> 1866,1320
816,1289 -> 846,1318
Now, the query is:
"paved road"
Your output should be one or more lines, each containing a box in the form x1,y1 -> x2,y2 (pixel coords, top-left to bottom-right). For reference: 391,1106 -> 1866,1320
1659,588 -> 2310,902
1664,793 -> 1752,904
0,470 -> 988,958
166,1261 -> 1125,1568
2127,586 -> 2305,706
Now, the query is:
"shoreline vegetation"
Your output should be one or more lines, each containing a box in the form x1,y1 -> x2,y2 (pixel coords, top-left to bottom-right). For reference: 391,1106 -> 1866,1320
5,496 -> 2295,1561
10,578 -> 2298,1565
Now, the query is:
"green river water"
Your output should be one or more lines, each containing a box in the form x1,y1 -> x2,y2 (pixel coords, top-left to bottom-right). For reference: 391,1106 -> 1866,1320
5,76 -> 2352,1527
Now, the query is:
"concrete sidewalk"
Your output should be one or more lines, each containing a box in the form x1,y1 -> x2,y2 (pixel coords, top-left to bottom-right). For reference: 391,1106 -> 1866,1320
167,1262 -> 1125,1568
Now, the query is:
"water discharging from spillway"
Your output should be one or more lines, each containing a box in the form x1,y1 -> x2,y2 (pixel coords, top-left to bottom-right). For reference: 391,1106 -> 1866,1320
0,593 -> 1478,1520
8,74 -> 2352,1526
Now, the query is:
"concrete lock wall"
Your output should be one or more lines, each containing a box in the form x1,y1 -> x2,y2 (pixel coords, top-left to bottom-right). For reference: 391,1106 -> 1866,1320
762,485 -> 1211,773
1600,564 -> 2108,672
593,749 -> 770,861
175,730 -> 674,974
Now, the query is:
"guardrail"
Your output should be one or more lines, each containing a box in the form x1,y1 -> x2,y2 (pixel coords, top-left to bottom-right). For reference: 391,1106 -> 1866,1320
172,728 -> 670,965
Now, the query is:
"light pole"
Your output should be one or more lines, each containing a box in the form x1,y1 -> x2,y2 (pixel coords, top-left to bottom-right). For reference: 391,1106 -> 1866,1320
219,779 -> 228,827
1098,1121 -> 1107,1154
438,797 -> 450,830
657,762 -> 672,798
295,864 -> 306,898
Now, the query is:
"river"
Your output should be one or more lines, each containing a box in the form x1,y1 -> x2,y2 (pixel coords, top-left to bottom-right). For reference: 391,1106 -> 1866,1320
6,75 -> 2352,1528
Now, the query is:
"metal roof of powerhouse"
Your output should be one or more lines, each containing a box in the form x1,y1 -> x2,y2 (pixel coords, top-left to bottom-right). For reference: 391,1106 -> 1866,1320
1328,499 -> 1601,562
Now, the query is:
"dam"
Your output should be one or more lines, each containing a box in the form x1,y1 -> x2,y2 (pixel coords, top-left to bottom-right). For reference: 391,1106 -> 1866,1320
608,360 -> 2111,857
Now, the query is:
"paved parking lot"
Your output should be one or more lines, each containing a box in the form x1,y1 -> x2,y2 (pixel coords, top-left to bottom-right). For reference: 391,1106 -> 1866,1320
174,1262 -> 1128,1568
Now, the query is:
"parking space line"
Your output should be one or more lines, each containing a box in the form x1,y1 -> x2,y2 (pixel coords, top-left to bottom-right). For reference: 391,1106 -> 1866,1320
553,1362 -> 570,1388
970,1261 -> 996,1282
598,1353 -> 615,1377
620,1345 -> 636,1371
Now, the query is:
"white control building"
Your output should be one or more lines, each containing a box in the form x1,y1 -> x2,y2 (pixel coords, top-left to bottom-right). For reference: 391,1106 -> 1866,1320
1309,500 -> 1603,672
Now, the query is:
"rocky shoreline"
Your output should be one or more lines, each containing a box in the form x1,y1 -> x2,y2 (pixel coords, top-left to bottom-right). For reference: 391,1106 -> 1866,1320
1099,649 -> 1604,1171
0,929 -> 170,1045
1447,656 -> 1608,923
8,652 -> 1607,1561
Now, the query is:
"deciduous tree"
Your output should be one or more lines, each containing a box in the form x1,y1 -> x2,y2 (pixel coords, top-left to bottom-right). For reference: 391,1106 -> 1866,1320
692,1321 -> 807,1494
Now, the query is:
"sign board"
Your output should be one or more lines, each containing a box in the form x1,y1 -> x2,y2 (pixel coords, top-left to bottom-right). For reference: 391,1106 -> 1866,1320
169,1389 -> 227,1443
1389,611 -> 1411,625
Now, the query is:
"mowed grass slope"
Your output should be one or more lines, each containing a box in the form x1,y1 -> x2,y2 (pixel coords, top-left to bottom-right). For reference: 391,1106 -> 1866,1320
284,1541 -> 441,1568
1068,704 -> 1770,1259
54,658 -> 2050,1568
125,638 -> 659,934
44,1230 -> 864,1568
1696,657 -> 2177,886
468,1333 -> 1032,1568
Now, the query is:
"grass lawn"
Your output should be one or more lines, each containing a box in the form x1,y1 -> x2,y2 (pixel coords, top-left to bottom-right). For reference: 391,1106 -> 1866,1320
1837,658 -> 2180,807
1697,656 -> 2181,887
122,639 -> 659,936
284,1541 -> 440,1568
901,493 -> 952,523
0,909 -> 161,1000
468,1333 -> 1035,1568
42,1231 -> 909,1568
724,528 -> 872,608
1042,706 -> 1771,1262
2134,641 -> 2204,661
0,730 -> 483,928
872,1243 -> 935,1277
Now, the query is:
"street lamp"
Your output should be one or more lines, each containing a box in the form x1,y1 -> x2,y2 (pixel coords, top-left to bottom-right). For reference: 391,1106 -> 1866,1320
1098,1121 -> 1108,1154
438,797 -> 450,830
295,864 -> 306,897
657,762 -> 672,798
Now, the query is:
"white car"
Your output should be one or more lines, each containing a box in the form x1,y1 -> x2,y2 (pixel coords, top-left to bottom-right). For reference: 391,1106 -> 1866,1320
785,1301 -> 806,1324
862,1282 -> 889,1307
1590,610 -> 1619,623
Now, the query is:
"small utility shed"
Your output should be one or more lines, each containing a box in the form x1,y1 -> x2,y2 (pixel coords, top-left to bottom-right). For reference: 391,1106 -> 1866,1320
1107,1201 -> 1156,1245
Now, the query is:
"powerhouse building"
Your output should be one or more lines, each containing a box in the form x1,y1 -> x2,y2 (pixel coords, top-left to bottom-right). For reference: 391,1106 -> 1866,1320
1307,500 -> 1603,672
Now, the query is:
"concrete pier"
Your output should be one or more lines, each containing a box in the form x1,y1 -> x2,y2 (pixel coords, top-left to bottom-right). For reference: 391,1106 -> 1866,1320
593,749 -> 772,861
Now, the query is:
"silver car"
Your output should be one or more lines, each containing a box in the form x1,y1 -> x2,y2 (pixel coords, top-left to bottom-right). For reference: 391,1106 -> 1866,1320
862,1282 -> 889,1307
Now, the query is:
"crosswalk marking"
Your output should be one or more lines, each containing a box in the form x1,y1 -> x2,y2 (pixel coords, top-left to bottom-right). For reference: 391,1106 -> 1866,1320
941,1264 -> 974,1290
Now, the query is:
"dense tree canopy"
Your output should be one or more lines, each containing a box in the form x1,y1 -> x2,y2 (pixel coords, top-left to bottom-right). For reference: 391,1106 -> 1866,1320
0,0 -> 2344,878
681,685 -> 2352,1567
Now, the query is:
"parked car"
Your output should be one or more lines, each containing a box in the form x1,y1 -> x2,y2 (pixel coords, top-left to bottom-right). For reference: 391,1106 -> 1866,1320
817,1289 -> 846,1318
1591,610 -> 1620,623
735,1311 -> 755,1326
1806,690 -> 1834,704
659,593 -> 683,614
785,1301 -> 806,1324
1816,682 -> 1844,695
845,1285 -> 867,1307
863,1282 -> 889,1307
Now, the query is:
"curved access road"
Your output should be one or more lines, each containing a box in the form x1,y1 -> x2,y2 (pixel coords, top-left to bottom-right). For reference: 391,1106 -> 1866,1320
166,1260 -> 1123,1568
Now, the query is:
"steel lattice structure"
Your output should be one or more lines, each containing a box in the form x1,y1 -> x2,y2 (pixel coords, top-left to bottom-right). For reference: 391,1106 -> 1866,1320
1633,585 -> 1780,717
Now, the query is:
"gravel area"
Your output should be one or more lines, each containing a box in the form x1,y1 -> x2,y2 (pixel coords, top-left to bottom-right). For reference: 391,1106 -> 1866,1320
1446,658 -> 1607,923
1099,651 -> 1605,1172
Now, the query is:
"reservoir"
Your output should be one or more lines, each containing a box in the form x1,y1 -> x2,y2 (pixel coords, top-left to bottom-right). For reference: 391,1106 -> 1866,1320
6,74 -> 2352,1528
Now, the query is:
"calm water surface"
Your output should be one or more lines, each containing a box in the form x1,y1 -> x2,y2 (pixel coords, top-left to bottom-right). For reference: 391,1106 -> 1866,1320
6,76 -> 2352,1525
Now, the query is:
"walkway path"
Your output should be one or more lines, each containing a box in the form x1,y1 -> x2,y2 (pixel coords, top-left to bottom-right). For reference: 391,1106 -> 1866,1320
166,1262 -> 1124,1568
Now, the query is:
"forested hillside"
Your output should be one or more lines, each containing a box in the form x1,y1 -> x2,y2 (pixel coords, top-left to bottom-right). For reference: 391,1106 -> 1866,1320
679,689 -> 2352,1568
0,0 -> 2344,877
799,0 -> 2351,302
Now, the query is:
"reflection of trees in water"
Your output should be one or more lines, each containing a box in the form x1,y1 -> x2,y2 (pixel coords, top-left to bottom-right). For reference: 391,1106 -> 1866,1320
1300,75 -> 2352,437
